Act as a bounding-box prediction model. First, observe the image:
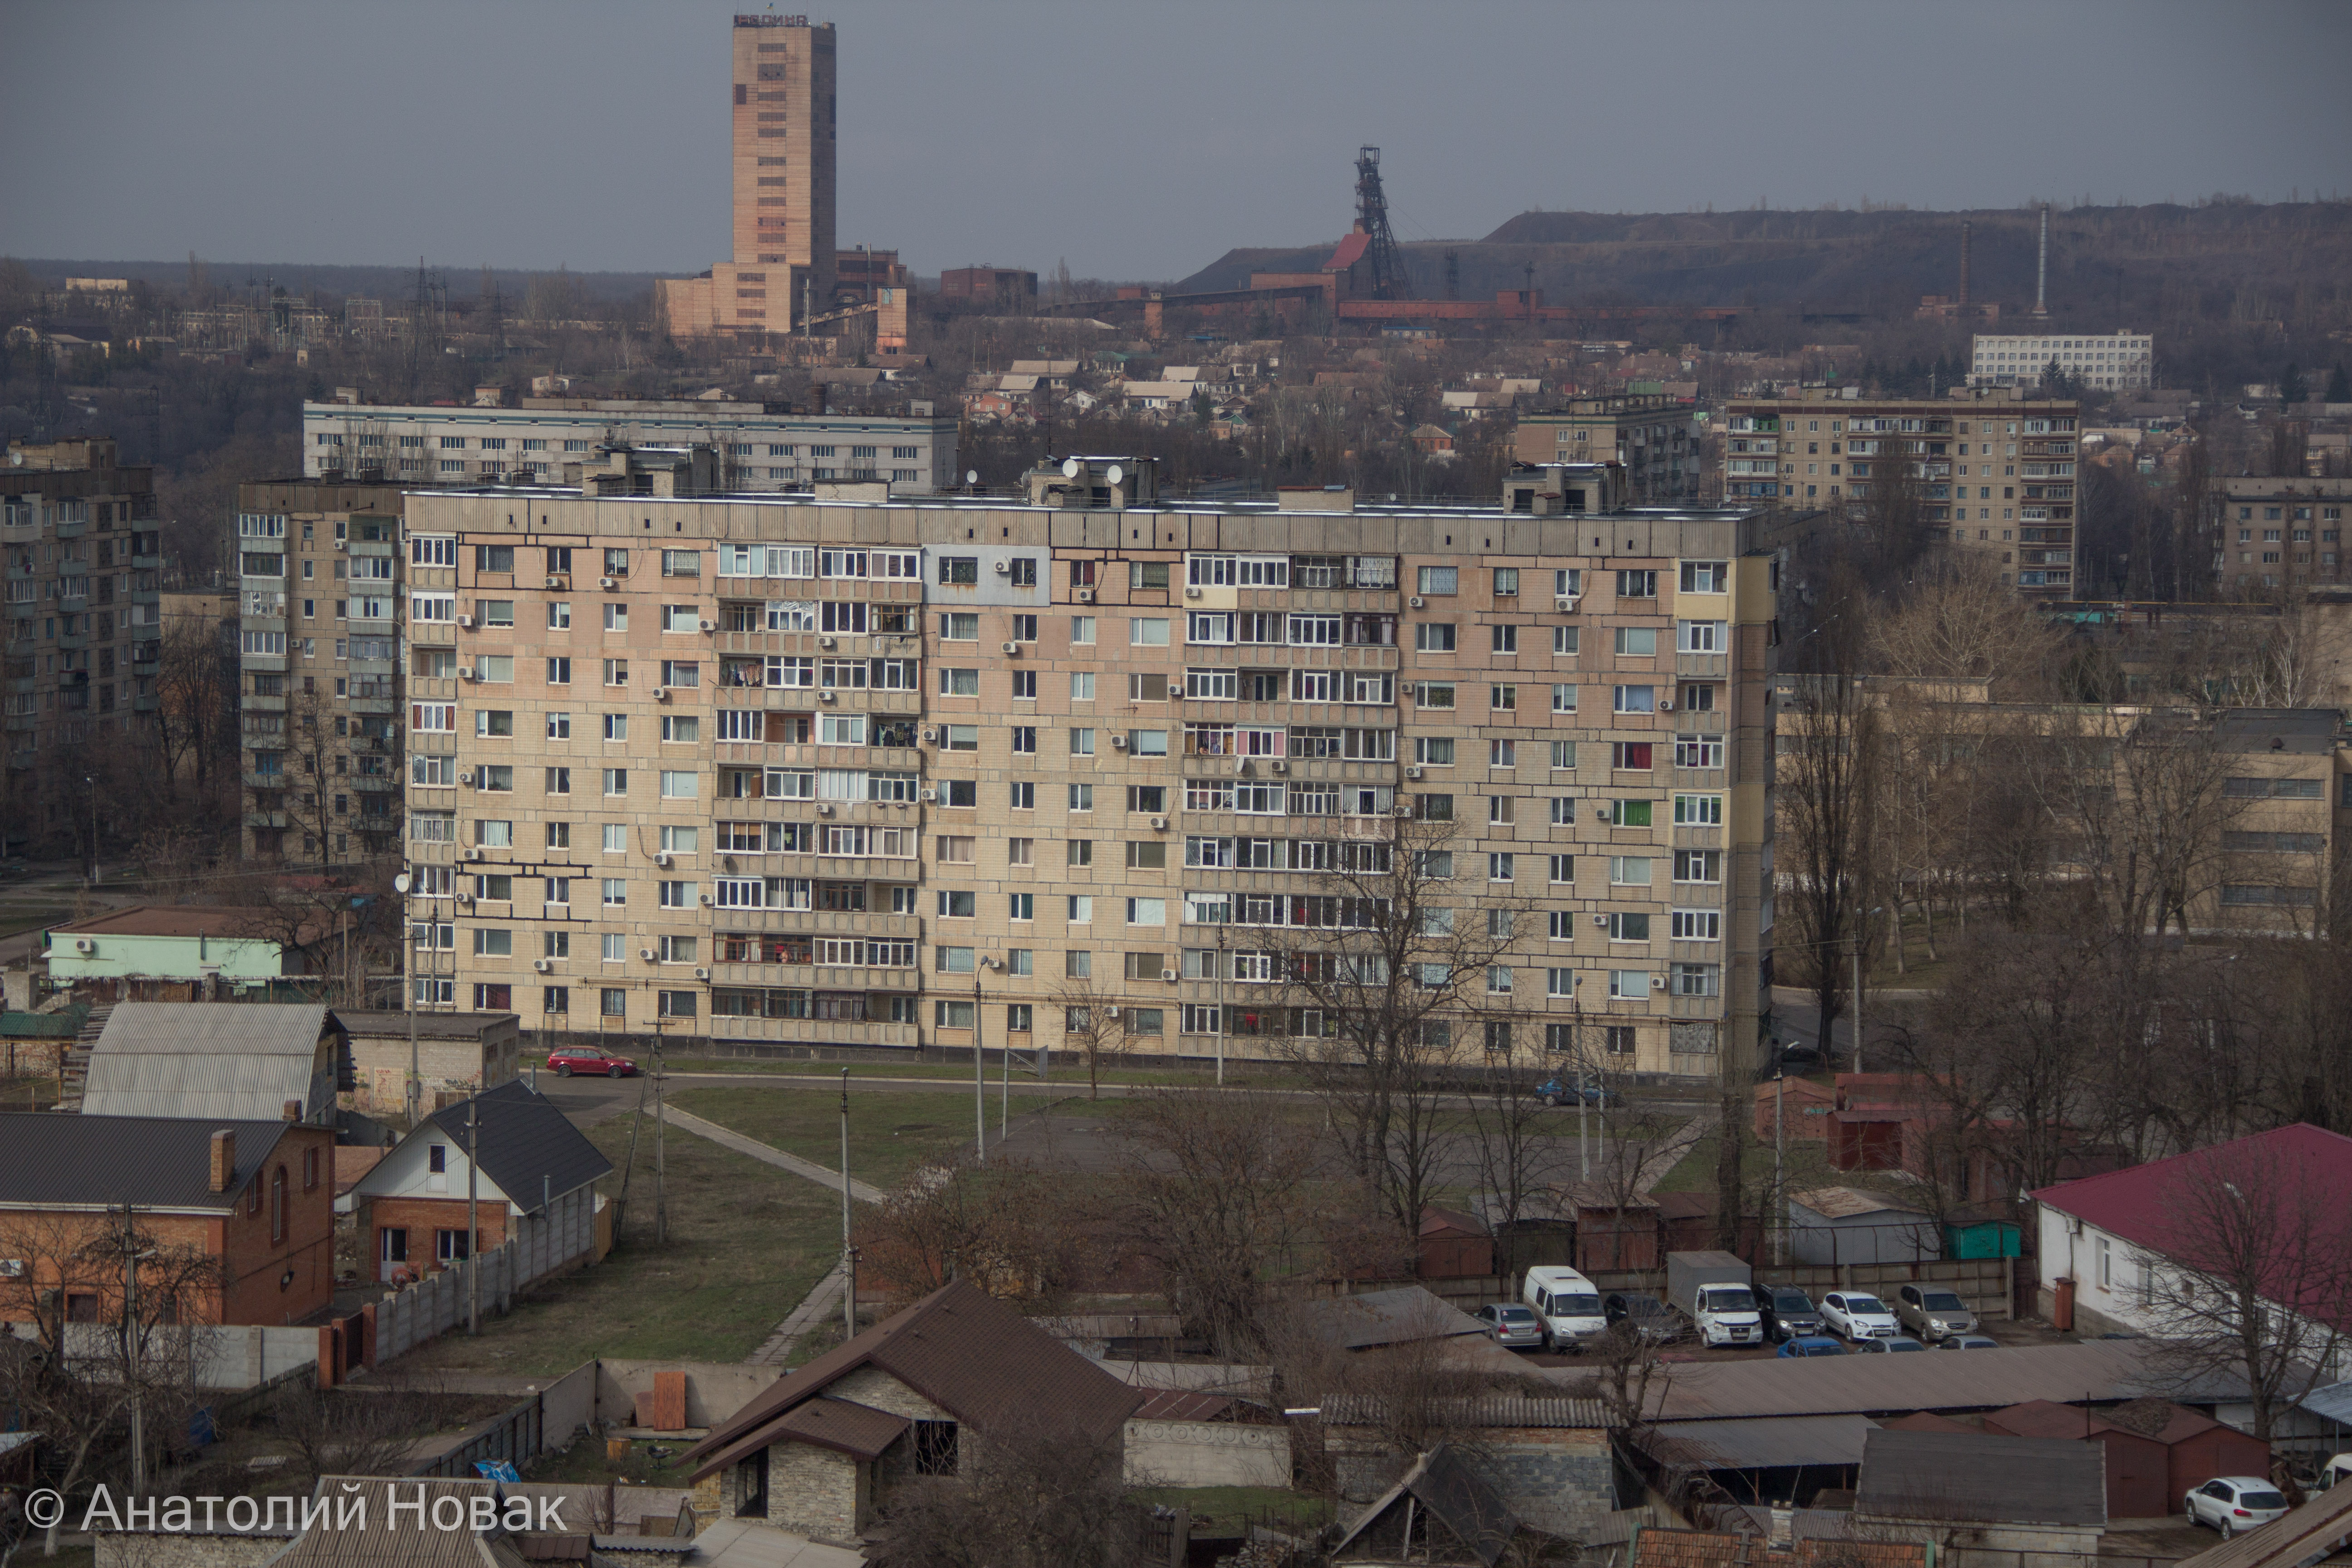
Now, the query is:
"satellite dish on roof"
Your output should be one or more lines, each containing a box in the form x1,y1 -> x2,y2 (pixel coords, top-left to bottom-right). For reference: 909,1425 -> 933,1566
392,872 -> 412,894
965,469 -> 979,487
1061,457 -> 1081,479
1105,463 -> 1124,485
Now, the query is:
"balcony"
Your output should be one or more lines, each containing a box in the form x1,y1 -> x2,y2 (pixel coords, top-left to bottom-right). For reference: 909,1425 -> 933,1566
349,539 -> 396,558
712,962 -> 921,993
245,693 -> 287,712
3,715 -> 33,734
53,516 -> 85,540
1675,653 -> 1728,681
132,693 -> 158,713
709,1016 -> 922,1050
243,810 -> 288,829
350,695 -> 398,715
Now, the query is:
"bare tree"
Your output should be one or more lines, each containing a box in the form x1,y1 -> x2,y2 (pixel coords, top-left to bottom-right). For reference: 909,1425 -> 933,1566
865,1422 -> 1151,1568
2041,709 -> 2247,940
1777,652 -> 1881,1050
1459,1023 -> 1572,1277
1254,814 -> 1528,1240
1052,977 -> 1129,1101
271,1380 -> 468,1493
2134,1134 -> 2352,1442
853,1159 -> 1092,1310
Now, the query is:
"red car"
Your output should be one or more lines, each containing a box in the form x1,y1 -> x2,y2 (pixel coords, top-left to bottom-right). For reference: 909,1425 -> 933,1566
547,1046 -> 637,1078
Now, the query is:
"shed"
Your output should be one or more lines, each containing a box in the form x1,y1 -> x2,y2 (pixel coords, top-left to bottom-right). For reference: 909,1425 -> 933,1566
1755,1076 -> 1836,1142
1644,1414 -> 1876,1506
1419,1205 -> 1497,1279
1944,1205 -> 2023,1259
1330,1444 -> 1520,1566
1787,1187 -> 1939,1266
334,1009 -> 522,1117
78,1003 -> 347,1124
1568,1181 -> 1663,1272
1855,1428 -> 2105,1533
1985,1399 -> 2170,1519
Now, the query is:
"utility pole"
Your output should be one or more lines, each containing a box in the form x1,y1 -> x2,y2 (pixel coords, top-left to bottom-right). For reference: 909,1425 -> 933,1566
1000,993 -> 1011,1142
839,1068 -> 855,1343
972,975 -> 985,1166
653,1023 -> 668,1245
1214,926 -> 1225,1087
1773,1071 -> 1786,1266
395,872 -> 417,1128
1851,931 -> 1865,1074
119,1204 -> 144,1496
466,1098 -> 480,1334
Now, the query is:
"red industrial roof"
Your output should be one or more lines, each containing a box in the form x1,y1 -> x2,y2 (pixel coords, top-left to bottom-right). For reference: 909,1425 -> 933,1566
2030,1124 -> 2352,1329
1325,230 -> 1370,272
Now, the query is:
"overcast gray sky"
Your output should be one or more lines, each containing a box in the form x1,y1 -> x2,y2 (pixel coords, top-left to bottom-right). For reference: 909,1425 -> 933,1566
4,0 -> 2347,283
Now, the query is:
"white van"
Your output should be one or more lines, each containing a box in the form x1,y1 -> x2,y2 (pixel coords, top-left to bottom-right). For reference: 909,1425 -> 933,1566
1522,1266 -> 1608,1352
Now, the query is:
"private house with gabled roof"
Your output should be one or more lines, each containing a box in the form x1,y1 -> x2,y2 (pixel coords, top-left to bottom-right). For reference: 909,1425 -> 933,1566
349,1080 -> 610,1286
0,1112 -> 336,1326
75,1002 -> 348,1125
683,1279 -> 1146,1546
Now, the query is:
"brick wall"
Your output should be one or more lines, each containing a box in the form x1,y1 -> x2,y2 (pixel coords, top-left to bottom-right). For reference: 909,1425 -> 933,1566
362,1194 -> 511,1283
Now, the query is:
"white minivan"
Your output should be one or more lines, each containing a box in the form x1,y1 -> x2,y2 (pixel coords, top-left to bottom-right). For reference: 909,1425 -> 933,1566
1523,1266 -> 1608,1352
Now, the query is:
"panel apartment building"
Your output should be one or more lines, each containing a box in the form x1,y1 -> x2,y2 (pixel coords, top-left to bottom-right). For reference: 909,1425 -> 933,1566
657,14 -> 837,338
1514,395 -> 1700,505
1720,387 -> 2082,593
397,461 -> 1782,1083
2,439 -> 164,853
2213,476 -> 2352,590
302,397 -> 958,496
1970,330 -> 2153,392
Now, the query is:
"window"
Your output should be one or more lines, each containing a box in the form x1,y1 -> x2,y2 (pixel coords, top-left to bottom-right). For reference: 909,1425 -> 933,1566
1670,962 -> 1720,997
1613,685 -> 1655,714
1487,795 -> 1515,825
1129,561 -> 1171,591
1609,856 -> 1652,886
1674,735 -> 1724,769
1678,560 -> 1728,593
1674,849 -> 1723,883
1617,570 -> 1657,598
1671,909 -> 1721,940
1489,739 -> 1516,767
1675,621 -> 1725,654
1069,727 -> 1095,756
1415,622 -> 1457,652
1416,565 -> 1458,595
1608,970 -> 1652,999
937,890 -> 975,917
1673,793 -> 1723,825
1487,853 -> 1514,882
1612,744 -> 1653,773
1490,684 -> 1516,712
1493,567 -> 1519,596
1129,617 -> 1169,646
1547,969 -> 1577,999
1549,854 -> 1574,884
1553,626 -> 1580,657
1605,911 -> 1650,941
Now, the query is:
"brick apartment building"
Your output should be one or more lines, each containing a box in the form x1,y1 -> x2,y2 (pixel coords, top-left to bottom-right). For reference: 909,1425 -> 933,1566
2212,476 -> 2352,589
657,14 -> 837,339
1720,387 -> 2082,594
395,458 -> 1781,1083
1,438 -> 165,853
1514,395 -> 1700,504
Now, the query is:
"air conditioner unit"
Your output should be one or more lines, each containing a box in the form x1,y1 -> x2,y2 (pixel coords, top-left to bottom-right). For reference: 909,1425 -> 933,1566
983,956 -> 1003,970
457,769 -> 475,785
693,967 -> 710,981
639,947 -> 657,961
598,576 -> 617,589
699,618 -> 716,632
818,690 -> 836,703
1596,806 -> 1612,823
1659,699 -> 1674,711
1150,814 -> 1168,830
921,727 -> 939,743
460,667 -> 479,681
1408,595 -> 1425,608
698,893 -> 713,906
332,539 -> 346,552
1270,760 -> 1288,774
920,788 -> 940,803
1105,1005 -> 1122,1019
1167,683 -> 1184,700
1405,764 -> 1422,779
463,847 -> 485,861
1002,640 -> 1022,656
818,636 -> 836,649
73,938 -> 94,955
1161,968 -> 1179,983
1111,735 -> 1128,750
816,803 -> 833,816
1076,588 -> 1095,603
1651,975 -> 1666,991
1184,585 -> 1203,598
1593,913 -> 1611,927
1391,804 -> 1412,817
456,614 -> 475,629
533,958 -> 552,973
654,686 -> 671,701
1557,595 -> 1581,612
654,852 -> 672,867
992,559 -> 1010,575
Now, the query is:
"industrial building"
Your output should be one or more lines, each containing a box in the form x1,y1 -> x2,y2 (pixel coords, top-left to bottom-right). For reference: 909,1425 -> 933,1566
1970,330 -> 2154,392
393,458 -> 1781,1083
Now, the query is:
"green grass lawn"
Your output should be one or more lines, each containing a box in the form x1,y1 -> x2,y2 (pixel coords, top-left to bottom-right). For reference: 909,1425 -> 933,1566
666,1086 -> 993,1191
1651,1129 -> 1843,1196
397,1112 -> 837,1377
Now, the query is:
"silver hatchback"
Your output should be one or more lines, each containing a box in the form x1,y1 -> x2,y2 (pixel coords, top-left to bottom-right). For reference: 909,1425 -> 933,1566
1476,1302 -> 1545,1351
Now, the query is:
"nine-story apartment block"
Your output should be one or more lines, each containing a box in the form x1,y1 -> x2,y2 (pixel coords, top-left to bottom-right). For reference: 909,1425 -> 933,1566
400,461 -> 1781,1083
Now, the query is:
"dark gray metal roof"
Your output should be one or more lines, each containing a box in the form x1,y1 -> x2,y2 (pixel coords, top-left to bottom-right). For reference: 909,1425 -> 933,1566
1856,1429 -> 2105,1527
0,1113 -> 294,1210
1332,1443 -> 1519,1568
1649,1414 -> 1879,1470
1622,1340 -> 2166,1421
2214,708 -> 2341,755
1307,1285 -> 1488,1349
336,1010 -> 518,1040
81,1004 -> 343,1121
1322,1394 -> 1607,1430
424,1080 -> 611,1206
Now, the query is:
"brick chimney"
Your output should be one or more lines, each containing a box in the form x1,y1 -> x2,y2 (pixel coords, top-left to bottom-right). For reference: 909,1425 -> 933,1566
283,1099 -> 303,1122
209,1129 -> 236,1192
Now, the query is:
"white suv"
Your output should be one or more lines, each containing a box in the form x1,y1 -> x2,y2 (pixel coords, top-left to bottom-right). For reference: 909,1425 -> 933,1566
1522,1266 -> 1607,1352
2186,1478 -> 2288,1538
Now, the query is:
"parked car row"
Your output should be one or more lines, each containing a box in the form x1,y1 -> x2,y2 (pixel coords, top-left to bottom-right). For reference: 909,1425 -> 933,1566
1484,1266 -> 1990,1354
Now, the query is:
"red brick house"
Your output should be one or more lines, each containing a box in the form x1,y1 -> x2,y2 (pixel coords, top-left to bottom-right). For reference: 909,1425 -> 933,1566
0,1112 -> 336,1327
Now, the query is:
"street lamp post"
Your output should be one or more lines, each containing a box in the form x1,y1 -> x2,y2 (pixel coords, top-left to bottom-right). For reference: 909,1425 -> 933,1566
839,1067 -> 855,1342
393,872 -> 417,1129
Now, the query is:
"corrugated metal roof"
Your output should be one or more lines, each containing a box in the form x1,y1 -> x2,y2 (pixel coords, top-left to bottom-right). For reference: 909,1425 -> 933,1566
1789,1186 -> 1926,1220
1647,1414 -> 1879,1470
337,1010 -> 517,1041
81,1004 -> 341,1121
0,1113 -> 293,1210
1322,1394 -> 1606,1430
1624,1341 -> 2166,1421
1307,1285 -> 1487,1349
1856,1429 -> 2105,1527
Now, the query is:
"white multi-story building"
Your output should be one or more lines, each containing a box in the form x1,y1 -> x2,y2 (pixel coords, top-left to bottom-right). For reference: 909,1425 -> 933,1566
1970,331 -> 2153,392
300,398 -> 958,495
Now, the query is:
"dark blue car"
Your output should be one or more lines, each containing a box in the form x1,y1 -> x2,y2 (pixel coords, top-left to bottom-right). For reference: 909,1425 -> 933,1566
1776,1335 -> 1847,1357
1537,1077 -> 1623,1108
